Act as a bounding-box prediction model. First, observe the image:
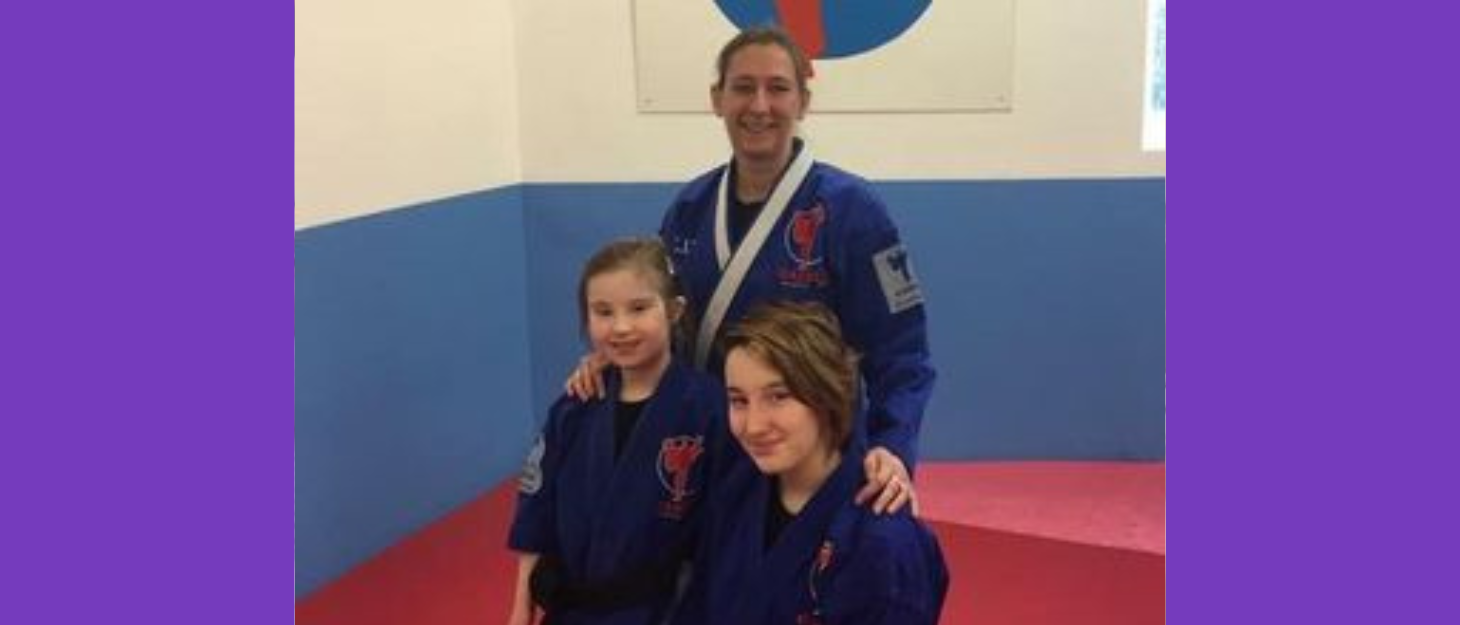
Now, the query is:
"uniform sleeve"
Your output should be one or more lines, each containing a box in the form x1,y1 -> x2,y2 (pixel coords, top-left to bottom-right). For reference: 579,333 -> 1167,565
673,391 -> 730,625
671,512 -> 715,625
684,377 -> 737,557
659,192 -> 690,257
835,184 -> 936,473
838,597 -> 941,625
506,397 -> 574,553
828,522 -> 946,625
700,379 -> 743,491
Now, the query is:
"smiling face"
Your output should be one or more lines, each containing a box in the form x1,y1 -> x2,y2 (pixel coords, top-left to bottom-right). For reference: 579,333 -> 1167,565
584,268 -> 677,376
725,346 -> 831,479
711,42 -> 810,169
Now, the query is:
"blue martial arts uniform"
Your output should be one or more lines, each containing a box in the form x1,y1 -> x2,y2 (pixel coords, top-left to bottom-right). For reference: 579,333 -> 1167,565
673,449 -> 949,625
661,143 -> 936,470
509,360 -> 726,625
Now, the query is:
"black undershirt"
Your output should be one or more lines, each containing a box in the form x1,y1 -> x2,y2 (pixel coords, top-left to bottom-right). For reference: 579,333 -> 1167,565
763,479 -> 796,551
727,174 -> 765,250
613,398 -> 647,461
726,138 -> 803,249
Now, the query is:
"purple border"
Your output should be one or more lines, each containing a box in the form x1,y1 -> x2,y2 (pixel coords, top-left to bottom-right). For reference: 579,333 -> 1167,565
1180,4 -> 1272,621
2,2 -> 289,623
1182,3 -> 1460,622
13,0 -> 1451,622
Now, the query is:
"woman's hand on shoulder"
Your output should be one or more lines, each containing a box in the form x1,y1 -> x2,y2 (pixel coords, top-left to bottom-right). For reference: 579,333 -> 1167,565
855,447 -> 918,517
563,352 -> 609,400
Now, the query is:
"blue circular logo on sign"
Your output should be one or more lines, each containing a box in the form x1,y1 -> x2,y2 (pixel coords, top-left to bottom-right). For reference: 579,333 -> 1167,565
715,0 -> 932,59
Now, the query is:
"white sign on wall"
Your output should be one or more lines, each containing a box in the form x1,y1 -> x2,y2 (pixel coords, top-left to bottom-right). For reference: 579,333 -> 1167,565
633,0 -> 1016,113
1142,0 -> 1166,152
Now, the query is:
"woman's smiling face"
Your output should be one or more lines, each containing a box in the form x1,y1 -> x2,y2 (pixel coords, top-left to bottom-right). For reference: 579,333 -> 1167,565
712,43 -> 809,168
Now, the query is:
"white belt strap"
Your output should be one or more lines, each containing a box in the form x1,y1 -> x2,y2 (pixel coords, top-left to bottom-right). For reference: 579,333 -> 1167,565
695,147 -> 815,368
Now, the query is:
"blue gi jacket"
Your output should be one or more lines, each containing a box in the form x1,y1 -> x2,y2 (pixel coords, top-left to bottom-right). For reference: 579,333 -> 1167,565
674,450 -> 949,625
661,156 -> 936,470
509,360 -> 727,625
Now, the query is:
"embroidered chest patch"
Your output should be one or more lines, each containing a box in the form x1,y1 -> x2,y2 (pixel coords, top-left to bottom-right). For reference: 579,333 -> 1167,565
656,435 -> 705,519
778,204 -> 830,288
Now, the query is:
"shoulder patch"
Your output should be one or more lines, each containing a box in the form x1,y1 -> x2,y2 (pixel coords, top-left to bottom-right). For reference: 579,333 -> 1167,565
518,435 -> 545,495
872,244 -> 924,314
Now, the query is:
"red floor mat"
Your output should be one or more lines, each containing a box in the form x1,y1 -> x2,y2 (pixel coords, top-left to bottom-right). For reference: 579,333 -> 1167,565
297,462 -> 1165,624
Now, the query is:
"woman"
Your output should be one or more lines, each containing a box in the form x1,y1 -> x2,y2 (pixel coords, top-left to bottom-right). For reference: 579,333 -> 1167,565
573,25 -> 935,513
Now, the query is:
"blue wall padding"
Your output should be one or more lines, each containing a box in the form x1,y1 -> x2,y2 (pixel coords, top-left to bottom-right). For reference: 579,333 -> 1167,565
295,188 -> 536,596
880,179 -> 1165,461
522,179 -> 1166,461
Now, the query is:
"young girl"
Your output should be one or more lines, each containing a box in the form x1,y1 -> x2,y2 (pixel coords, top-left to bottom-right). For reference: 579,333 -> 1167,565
674,301 -> 948,625
507,238 -> 726,625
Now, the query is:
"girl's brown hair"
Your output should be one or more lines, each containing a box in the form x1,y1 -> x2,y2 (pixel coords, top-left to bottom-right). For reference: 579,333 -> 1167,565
577,237 -> 690,348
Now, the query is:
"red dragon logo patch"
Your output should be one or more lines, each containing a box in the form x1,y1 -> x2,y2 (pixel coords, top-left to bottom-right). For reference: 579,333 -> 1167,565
656,435 -> 705,519
780,204 -> 829,288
